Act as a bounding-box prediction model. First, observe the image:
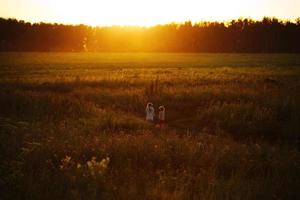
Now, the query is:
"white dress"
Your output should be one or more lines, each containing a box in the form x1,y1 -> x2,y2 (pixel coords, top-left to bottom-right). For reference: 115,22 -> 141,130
145,107 -> 155,121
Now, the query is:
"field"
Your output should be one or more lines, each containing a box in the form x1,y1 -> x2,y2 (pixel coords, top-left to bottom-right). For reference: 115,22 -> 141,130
1,53 -> 300,200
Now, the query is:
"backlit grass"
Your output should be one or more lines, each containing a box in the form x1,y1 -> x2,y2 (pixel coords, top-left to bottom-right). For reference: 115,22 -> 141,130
1,53 -> 300,199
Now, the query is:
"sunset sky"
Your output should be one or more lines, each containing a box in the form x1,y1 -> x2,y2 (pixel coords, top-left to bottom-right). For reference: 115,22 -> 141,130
1,0 -> 299,26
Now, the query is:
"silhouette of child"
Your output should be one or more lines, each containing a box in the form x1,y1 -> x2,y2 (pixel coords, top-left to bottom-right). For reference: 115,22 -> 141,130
158,105 -> 165,128
145,102 -> 155,122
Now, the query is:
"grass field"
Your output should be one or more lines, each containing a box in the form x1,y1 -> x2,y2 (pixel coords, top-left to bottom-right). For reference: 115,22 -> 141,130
1,53 -> 300,199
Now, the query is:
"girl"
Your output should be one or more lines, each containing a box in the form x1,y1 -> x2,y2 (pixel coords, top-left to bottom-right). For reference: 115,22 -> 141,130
158,105 -> 165,128
145,102 -> 155,122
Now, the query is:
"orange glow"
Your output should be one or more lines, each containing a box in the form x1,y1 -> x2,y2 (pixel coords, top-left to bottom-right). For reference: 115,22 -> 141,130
1,0 -> 300,26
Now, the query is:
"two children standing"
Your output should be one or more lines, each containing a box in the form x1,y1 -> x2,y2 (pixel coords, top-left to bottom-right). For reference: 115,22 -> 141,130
145,102 -> 165,128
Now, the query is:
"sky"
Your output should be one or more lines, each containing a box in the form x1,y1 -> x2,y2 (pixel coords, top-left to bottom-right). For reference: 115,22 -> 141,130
0,0 -> 299,26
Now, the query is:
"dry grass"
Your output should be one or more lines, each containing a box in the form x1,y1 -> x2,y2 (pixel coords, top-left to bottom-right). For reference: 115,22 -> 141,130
1,53 -> 300,199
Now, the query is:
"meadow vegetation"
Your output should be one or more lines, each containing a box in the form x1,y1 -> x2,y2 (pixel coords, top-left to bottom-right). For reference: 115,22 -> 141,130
1,53 -> 300,199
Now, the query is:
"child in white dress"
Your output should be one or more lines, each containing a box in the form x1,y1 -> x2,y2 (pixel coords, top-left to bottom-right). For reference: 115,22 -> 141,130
158,105 -> 165,128
145,103 -> 155,122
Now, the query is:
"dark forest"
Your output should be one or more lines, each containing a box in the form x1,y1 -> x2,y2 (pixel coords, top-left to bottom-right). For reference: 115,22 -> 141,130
1,17 -> 300,52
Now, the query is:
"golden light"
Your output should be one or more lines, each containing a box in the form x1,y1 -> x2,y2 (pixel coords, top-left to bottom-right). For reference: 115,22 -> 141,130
45,0 -> 261,26
1,0 -> 300,26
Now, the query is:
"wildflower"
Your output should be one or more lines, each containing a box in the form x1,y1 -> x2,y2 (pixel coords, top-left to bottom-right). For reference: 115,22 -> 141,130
60,155 -> 73,170
87,161 -> 93,168
86,156 -> 110,176
65,156 -> 71,163
99,157 -> 110,169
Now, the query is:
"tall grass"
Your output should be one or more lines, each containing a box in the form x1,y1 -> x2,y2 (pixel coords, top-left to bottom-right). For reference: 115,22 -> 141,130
1,53 -> 300,199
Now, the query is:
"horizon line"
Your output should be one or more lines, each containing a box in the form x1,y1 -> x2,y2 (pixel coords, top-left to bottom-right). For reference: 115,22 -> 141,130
1,16 -> 300,28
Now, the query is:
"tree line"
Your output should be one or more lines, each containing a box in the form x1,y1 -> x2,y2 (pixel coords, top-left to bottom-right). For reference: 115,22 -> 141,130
0,17 -> 300,52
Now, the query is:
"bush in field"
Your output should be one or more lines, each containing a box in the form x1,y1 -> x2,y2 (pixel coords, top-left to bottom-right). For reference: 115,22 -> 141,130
57,156 -> 110,199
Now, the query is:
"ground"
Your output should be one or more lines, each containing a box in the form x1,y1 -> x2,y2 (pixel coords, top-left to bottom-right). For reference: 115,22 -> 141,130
1,53 -> 300,199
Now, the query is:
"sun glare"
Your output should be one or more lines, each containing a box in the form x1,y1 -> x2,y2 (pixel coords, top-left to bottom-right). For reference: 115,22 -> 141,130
1,0 -> 300,26
47,0 -> 261,26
